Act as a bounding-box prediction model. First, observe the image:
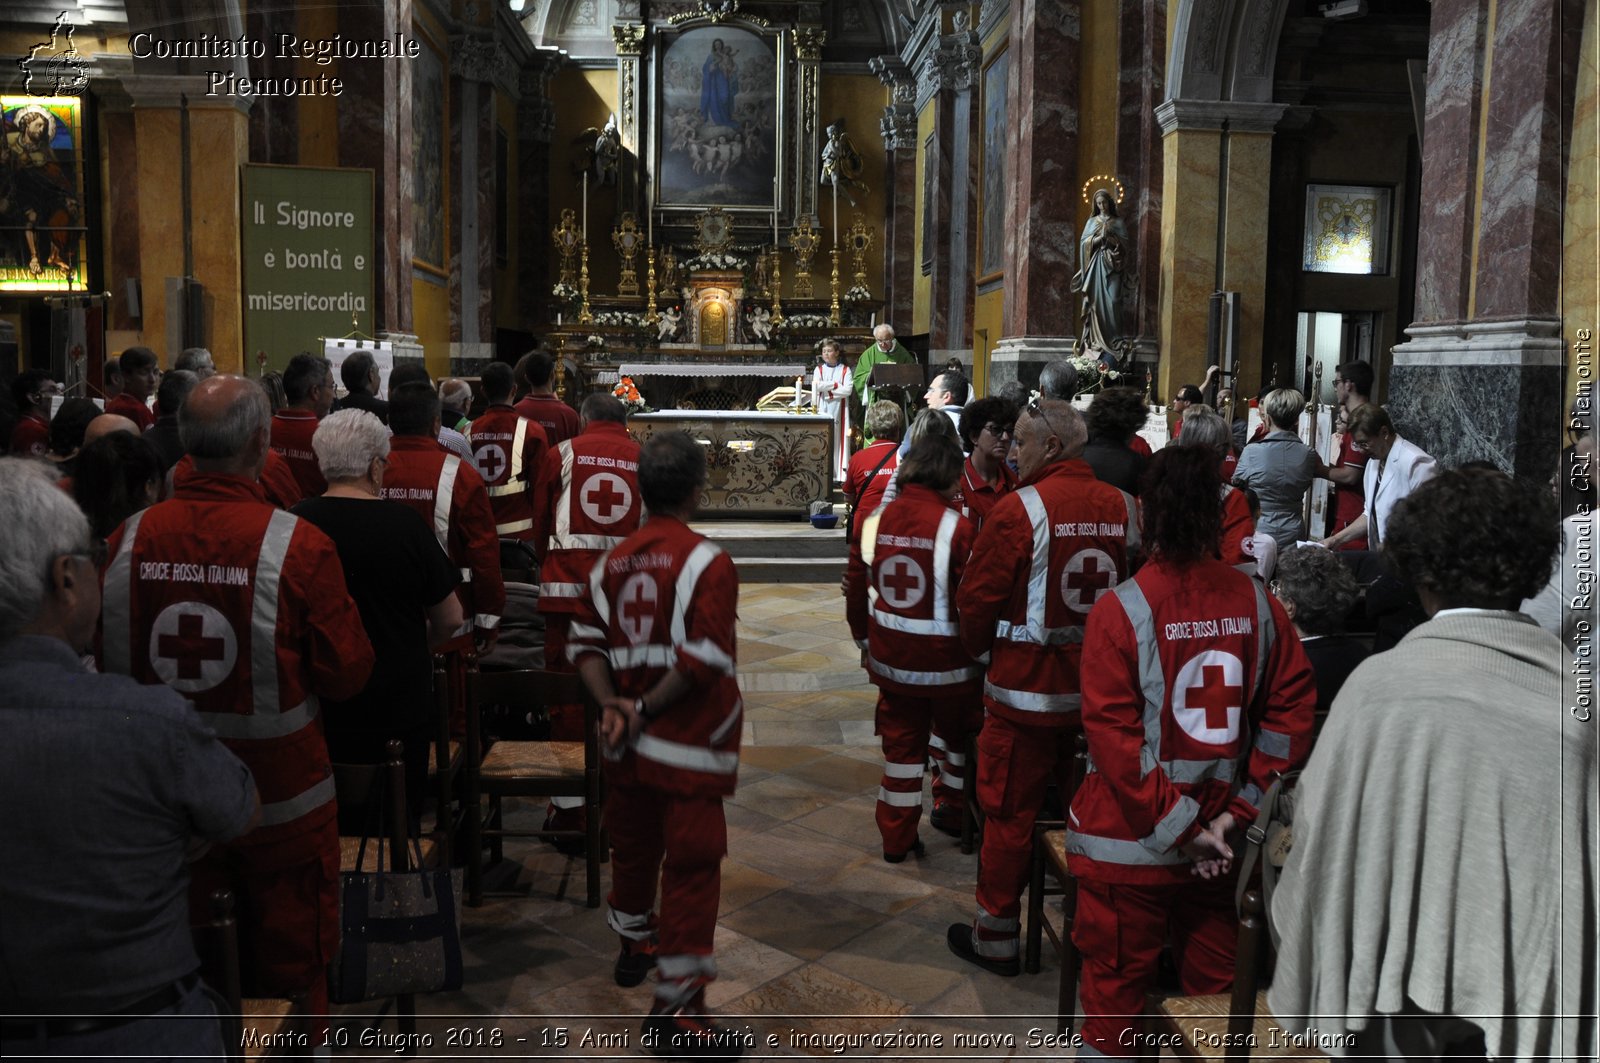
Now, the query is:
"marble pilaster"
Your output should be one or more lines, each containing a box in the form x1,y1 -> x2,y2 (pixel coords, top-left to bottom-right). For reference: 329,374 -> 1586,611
920,26 -> 981,350
450,33 -> 499,373
612,23 -> 646,215
1412,0 -> 1490,324
1155,121 -> 1220,403
244,2 -> 300,164
1115,0 -> 1165,352
1000,0 -> 1081,356
794,28 -> 827,224
987,335 -> 1076,392
1388,319 -> 1563,477
519,56 -> 560,326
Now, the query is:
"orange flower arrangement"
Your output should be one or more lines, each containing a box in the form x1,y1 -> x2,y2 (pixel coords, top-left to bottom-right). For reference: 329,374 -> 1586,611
612,376 -> 649,413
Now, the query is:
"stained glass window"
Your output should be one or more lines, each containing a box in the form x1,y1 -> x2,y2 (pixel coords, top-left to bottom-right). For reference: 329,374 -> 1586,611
1302,184 -> 1392,275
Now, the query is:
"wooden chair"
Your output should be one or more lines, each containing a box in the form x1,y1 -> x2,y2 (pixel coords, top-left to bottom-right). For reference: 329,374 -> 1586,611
1026,825 -> 1077,1034
462,662 -> 602,908
428,656 -> 464,843
1139,889 -> 1326,1062
191,890 -> 300,1063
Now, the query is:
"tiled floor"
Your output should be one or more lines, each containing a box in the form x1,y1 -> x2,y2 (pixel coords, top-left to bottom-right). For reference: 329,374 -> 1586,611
337,583 -> 1075,1058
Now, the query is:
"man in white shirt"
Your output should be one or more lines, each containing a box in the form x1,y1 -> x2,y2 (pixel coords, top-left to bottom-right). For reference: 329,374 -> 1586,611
922,370 -> 967,441
1320,404 -> 1437,549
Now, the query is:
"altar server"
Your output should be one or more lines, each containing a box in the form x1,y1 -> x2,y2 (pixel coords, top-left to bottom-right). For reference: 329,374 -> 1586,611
812,338 -> 853,482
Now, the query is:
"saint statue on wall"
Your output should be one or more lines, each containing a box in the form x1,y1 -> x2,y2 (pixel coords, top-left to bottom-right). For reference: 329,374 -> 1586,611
819,118 -> 867,207
1071,187 -> 1129,356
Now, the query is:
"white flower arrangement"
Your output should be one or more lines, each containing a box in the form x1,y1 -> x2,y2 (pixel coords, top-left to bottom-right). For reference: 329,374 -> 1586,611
590,311 -> 646,328
773,313 -> 833,332
843,284 -> 874,304
551,282 -> 578,301
1070,353 -> 1124,394
681,251 -> 747,272
585,333 -> 606,349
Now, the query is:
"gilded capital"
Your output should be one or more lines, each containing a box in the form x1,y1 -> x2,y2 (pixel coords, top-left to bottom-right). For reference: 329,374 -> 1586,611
612,23 -> 647,56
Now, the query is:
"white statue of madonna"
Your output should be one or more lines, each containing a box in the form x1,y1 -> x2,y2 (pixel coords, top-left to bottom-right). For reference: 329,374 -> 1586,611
812,338 -> 853,482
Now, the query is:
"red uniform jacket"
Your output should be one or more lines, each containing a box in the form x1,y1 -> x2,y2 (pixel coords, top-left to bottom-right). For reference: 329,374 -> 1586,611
514,394 -> 581,449
10,412 -> 48,457
381,435 -> 506,632
957,460 -> 1141,729
270,409 -> 325,498
171,451 -> 304,511
467,404 -> 550,544
1330,427 -> 1368,548
1219,484 -> 1255,569
106,393 -> 155,431
100,473 -> 374,847
538,420 -> 643,615
959,457 -> 1016,530
845,441 -> 900,538
845,484 -> 982,697
1067,558 -> 1315,884
569,516 -> 740,797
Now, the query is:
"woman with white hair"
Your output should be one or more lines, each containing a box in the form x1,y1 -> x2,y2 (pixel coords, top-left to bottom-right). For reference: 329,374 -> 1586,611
291,409 -> 463,828
1230,387 -> 1327,551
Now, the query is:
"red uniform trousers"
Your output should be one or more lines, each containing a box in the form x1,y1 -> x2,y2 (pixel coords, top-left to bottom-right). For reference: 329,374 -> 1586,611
188,819 -> 340,1034
875,692 -> 980,854
972,714 -> 1082,959
1072,875 -> 1238,1059
926,721 -> 967,813
604,765 -> 727,1011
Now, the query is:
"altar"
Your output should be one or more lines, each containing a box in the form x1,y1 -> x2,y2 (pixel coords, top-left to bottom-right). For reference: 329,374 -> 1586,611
630,410 -> 832,517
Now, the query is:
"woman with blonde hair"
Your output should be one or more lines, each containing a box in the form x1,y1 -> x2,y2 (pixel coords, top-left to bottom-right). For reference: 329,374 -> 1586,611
1231,387 -> 1327,550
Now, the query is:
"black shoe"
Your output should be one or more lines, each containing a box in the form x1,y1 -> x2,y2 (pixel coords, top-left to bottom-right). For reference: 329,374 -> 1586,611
543,806 -> 587,857
945,922 -> 1020,977
614,939 -> 658,987
929,802 -> 963,838
641,1005 -> 747,1059
883,837 -> 926,864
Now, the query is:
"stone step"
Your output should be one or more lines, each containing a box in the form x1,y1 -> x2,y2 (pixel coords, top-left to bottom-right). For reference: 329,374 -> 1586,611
732,556 -> 847,584
693,520 -> 849,560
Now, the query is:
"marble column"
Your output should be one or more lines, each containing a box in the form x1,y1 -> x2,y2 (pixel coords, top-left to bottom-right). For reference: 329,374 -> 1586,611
1388,0 -> 1578,477
794,28 -> 827,224
1152,99 -> 1283,404
924,20 -> 981,361
1115,0 -> 1166,363
518,55 -> 560,327
990,0 -> 1081,392
448,32 -> 503,373
612,23 -> 645,217
870,56 -> 918,330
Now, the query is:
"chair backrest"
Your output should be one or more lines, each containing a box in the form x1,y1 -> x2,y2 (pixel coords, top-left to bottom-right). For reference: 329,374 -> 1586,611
463,664 -> 595,774
1225,889 -> 1268,1058
192,889 -> 245,1061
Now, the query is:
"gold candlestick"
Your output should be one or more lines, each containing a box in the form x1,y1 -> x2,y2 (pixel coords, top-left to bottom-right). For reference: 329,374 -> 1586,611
578,240 -> 593,325
553,333 -> 566,396
645,247 -> 659,325
770,249 -> 784,327
828,249 -> 841,326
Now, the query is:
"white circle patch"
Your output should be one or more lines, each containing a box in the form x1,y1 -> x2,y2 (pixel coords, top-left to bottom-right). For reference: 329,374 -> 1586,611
1172,650 -> 1246,747
617,572 -> 658,645
581,473 -> 634,525
1061,548 -> 1118,613
877,554 -> 926,610
474,443 -> 508,482
148,601 -> 238,693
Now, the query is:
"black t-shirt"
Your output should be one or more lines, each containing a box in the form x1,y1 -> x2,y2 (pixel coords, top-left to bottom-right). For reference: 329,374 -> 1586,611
292,496 -> 458,733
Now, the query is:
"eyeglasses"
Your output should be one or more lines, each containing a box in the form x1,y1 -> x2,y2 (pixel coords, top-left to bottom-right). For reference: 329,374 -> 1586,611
1349,435 -> 1371,452
1268,579 -> 1284,598
982,422 -> 1014,438
1027,398 -> 1071,445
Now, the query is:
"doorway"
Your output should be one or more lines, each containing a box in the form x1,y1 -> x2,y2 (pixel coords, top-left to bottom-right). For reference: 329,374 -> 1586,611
1296,310 -> 1379,407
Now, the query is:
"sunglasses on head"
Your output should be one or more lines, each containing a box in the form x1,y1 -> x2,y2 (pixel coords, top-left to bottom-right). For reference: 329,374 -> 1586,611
1027,398 -> 1070,444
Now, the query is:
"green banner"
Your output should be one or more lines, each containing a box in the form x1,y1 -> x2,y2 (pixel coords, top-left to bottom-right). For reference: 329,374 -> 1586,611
241,164 -> 374,374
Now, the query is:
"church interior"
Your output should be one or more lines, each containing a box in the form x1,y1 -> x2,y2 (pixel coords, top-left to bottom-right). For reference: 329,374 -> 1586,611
0,0 -> 1595,1058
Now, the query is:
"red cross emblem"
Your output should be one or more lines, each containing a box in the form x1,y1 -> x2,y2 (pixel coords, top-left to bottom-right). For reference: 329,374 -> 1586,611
149,601 -> 238,694
1061,548 -> 1117,612
878,554 -> 926,610
581,472 -> 633,525
617,572 -> 658,645
474,444 -> 507,482
1172,651 -> 1245,746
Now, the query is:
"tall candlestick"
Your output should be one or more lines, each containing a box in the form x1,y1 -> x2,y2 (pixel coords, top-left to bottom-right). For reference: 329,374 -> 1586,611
773,209 -> 778,246
648,206 -> 653,247
832,181 -> 839,245
582,172 -> 588,240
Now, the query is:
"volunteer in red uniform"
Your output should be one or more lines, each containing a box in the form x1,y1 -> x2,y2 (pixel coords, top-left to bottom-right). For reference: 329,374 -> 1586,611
842,400 -> 904,541
845,435 -> 982,862
1323,360 -> 1372,550
514,350 -> 581,447
382,382 -> 505,650
270,353 -> 335,498
8,369 -> 57,457
106,346 -> 158,431
948,398 -> 1140,975
1172,409 -> 1258,570
1067,445 -> 1316,1058
955,395 -> 1018,529
99,375 -> 374,1031
539,392 -> 643,837
468,362 -> 550,546
570,431 -> 746,1058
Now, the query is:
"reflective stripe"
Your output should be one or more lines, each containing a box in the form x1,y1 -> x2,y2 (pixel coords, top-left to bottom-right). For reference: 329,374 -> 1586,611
1120,488 -> 1141,554
102,510 -> 146,676
975,935 -> 1019,958
1066,829 -> 1190,867
871,607 -> 960,637
927,733 -> 948,754
587,556 -> 610,639
877,786 -> 923,807
984,678 -> 1081,713
870,655 -> 983,687
656,953 -> 717,980
474,614 -> 500,631
258,774 -> 336,827
433,456 -> 461,550
509,416 -> 527,482
539,581 -> 588,600
669,541 -> 724,649
197,699 -> 318,740
708,698 -> 743,744
634,733 -> 738,774
610,644 -> 678,670
1237,782 -> 1264,811
606,906 -> 653,940
1085,751 -> 1238,786
1251,579 -> 1275,703
931,508 -> 957,625
944,749 -> 966,767
494,517 -> 535,534
1145,794 -> 1200,853
570,622 -> 606,641
1019,487 -> 1051,630
551,441 -> 577,543
994,619 -> 1085,645
249,511 -> 296,718
940,768 -> 963,784
1110,580 -> 1167,757
1254,727 -> 1291,759
883,761 -> 925,779
681,637 -> 735,674
976,910 -> 1019,932
485,482 -> 523,497
553,533 -> 626,551
458,567 -> 474,582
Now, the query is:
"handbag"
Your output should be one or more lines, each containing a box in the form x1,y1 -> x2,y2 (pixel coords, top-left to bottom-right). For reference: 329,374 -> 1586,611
844,442 -> 899,540
1235,769 -> 1298,949
328,781 -> 465,1003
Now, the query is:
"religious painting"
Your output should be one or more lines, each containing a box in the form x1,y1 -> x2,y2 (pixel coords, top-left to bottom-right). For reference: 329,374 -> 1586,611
0,96 -> 89,293
1301,183 -> 1392,275
978,48 -> 1009,281
920,132 -> 935,276
654,25 -> 782,209
412,28 -> 447,272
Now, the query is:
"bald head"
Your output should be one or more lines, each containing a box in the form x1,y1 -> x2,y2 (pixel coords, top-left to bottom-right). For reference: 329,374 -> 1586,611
1013,398 -> 1085,482
83,413 -> 140,445
179,374 -> 271,477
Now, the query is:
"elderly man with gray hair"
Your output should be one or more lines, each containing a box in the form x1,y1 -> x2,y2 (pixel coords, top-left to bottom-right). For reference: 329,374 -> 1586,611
0,458 -> 259,1058
853,322 -> 915,409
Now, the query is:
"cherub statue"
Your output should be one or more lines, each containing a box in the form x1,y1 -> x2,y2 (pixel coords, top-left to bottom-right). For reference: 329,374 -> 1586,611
656,305 -> 682,343
819,118 -> 867,207
746,304 -> 773,341
571,112 -> 622,187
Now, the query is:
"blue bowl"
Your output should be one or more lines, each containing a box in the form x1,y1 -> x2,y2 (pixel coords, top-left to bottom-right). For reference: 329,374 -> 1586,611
809,513 -> 839,530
